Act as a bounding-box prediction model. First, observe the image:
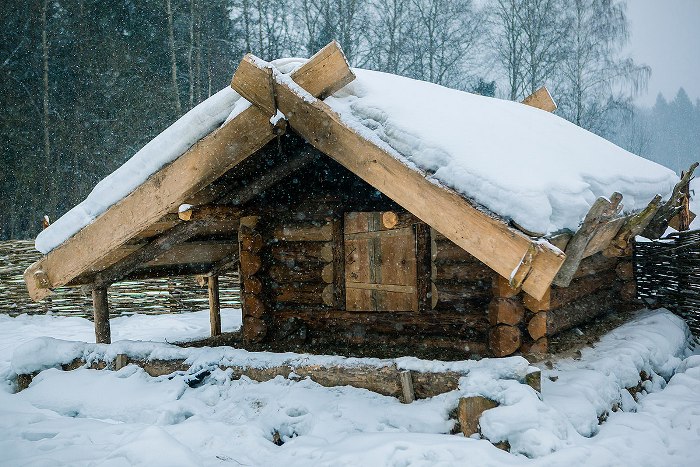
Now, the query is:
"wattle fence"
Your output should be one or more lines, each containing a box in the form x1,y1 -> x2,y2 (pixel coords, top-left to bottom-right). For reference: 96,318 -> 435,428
0,240 -> 240,317
634,229 -> 700,335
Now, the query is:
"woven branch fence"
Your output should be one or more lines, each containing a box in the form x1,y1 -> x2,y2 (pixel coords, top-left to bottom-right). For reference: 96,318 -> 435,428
634,229 -> 700,336
0,240 -> 240,317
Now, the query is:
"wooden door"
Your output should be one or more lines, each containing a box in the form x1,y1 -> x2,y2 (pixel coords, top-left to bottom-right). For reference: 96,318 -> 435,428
344,212 -> 418,311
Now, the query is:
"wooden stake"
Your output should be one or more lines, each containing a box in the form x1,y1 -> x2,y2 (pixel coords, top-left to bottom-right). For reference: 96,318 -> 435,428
399,370 -> 415,403
208,274 -> 221,336
92,287 -> 111,344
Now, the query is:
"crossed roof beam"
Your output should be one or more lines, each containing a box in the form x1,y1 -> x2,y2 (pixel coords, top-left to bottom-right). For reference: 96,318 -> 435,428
24,41 -> 564,303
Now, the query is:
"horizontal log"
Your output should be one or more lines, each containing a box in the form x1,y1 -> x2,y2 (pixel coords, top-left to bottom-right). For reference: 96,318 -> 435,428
431,237 -> 481,263
433,262 -> 493,282
524,270 -> 616,312
530,287 -> 618,338
179,205 -> 241,222
582,216 -> 626,258
274,223 -> 333,242
270,242 -> 334,264
273,309 -> 490,339
269,263 -> 334,284
572,253 -> 618,279
274,283 -> 335,306
520,337 -> 548,355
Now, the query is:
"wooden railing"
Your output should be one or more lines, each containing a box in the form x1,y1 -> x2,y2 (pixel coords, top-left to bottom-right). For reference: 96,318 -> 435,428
634,229 -> 700,335
0,240 -> 240,317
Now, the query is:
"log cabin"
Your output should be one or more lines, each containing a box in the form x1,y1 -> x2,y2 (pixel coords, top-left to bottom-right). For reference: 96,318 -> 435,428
23,42 -> 691,358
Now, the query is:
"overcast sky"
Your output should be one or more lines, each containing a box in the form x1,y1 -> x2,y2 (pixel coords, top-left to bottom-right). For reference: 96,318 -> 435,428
626,0 -> 700,107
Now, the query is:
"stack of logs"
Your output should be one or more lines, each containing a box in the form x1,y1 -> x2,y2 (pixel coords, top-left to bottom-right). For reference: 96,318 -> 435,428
240,216 -> 267,342
270,220 -> 337,309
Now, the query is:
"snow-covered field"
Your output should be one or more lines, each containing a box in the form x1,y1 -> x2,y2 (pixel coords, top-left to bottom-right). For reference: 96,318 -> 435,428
0,308 -> 698,466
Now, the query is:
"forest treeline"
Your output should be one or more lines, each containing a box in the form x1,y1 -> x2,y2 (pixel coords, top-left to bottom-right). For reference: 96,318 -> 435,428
1,0 -> 698,240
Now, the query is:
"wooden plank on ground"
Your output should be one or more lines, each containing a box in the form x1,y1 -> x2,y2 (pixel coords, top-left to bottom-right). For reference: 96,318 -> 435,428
231,55 -> 565,300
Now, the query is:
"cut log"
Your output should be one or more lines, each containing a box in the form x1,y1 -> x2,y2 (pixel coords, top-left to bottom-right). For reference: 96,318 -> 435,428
270,242 -> 334,264
554,194 -> 622,287
643,163 -> 698,239
208,274 -> 221,336
178,205 -> 241,222
242,293 -> 266,318
604,195 -> 662,257
521,86 -> 557,112
239,251 -> 262,277
431,281 -> 492,309
243,316 -> 267,343
582,216 -> 626,258
488,298 -> 525,326
240,233 -> 264,253
489,325 -> 521,357
458,396 -> 498,437
524,288 -> 550,313
275,283 -> 335,306
92,287 -> 111,344
431,236 -> 479,263
521,337 -> 548,356
527,312 -> 547,340
230,53 -> 565,300
269,263 -> 334,284
243,276 -> 263,295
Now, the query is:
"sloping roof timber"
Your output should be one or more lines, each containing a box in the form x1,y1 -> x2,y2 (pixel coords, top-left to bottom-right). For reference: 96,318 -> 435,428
25,42 -> 565,303
23,43 -> 354,302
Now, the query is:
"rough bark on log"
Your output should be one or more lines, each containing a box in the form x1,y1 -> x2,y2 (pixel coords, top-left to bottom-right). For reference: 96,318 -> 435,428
433,262 -> 493,282
269,263 -> 334,284
616,261 -> 634,281
270,242 -> 334,264
572,253 -> 618,279
554,194 -> 622,287
605,195 -> 662,257
92,287 -> 111,344
208,274 -> 221,336
274,223 -> 333,241
530,287 -> 618,338
643,163 -> 698,239
274,283 -> 335,306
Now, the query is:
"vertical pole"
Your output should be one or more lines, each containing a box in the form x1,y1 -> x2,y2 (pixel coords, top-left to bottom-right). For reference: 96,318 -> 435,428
92,287 -> 111,344
208,274 -> 221,336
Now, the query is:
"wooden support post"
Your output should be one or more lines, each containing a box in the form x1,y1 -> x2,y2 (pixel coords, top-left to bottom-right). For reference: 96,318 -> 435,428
240,216 -> 267,343
92,287 -> 111,344
208,274 -> 222,337
399,370 -> 415,403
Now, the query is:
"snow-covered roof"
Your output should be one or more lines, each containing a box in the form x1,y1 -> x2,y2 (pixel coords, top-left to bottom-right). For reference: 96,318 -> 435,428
36,59 -> 678,254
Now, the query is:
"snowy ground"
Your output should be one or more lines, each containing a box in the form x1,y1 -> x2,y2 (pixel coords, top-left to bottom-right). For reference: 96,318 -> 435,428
0,308 -> 698,466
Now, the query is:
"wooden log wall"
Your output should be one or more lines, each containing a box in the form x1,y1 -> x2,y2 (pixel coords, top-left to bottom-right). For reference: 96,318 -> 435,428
521,252 -> 625,354
0,240 -> 240,317
239,216 -> 269,342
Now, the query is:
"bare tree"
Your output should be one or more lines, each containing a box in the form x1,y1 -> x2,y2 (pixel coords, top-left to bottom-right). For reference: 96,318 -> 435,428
165,0 -> 182,114
556,0 -> 650,134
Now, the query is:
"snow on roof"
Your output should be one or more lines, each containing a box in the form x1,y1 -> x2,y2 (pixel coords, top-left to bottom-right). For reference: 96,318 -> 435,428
36,60 -> 678,254
324,68 -> 678,235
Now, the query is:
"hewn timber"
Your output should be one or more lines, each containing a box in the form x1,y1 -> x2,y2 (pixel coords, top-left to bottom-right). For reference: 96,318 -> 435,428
92,287 -> 111,344
230,54 -> 565,301
24,41 -> 354,301
643,163 -> 698,239
178,205 -> 241,222
604,195 -> 662,257
525,270 -> 616,312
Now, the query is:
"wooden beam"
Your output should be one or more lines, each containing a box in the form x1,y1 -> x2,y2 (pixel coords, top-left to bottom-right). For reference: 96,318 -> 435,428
25,41 -> 355,302
208,274 -> 221,336
178,205 -> 241,222
218,149 -> 319,205
92,287 -> 111,344
82,220 -> 209,291
521,86 -> 557,112
231,55 -> 565,300
604,195 -> 662,257
553,194 -> 622,287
